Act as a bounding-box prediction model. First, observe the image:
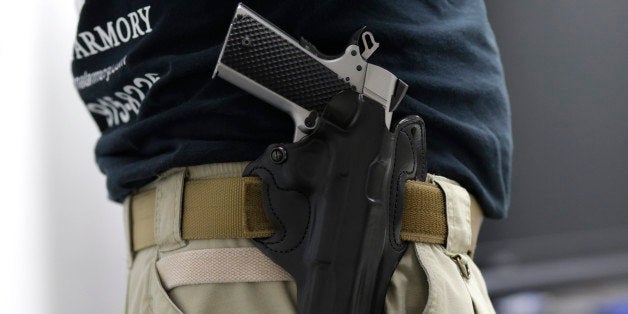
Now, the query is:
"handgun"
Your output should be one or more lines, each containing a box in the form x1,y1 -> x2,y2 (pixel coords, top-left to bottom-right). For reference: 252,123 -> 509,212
213,3 -> 408,141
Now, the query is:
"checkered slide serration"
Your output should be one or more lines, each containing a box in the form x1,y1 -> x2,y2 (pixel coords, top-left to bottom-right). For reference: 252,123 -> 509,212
221,16 -> 351,110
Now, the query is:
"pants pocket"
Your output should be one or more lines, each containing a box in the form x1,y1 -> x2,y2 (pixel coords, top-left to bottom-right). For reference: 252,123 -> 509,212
166,281 -> 297,314
154,245 -> 297,314
385,246 -> 429,313
126,248 -> 183,314
413,243 -> 495,314
150,262 -> 184,314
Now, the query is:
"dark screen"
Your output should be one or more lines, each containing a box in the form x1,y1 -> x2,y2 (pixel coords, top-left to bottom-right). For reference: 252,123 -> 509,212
477,0 -> 628,294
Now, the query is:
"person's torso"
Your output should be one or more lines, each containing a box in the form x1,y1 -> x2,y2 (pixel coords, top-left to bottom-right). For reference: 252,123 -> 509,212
72,0 -> 512,218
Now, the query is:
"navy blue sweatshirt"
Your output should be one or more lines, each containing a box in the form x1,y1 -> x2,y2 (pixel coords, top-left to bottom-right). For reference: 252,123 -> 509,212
72,0 -> 512,218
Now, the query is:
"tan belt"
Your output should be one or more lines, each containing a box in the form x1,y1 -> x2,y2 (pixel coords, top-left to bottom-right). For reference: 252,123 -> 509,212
131,176 -> 450,252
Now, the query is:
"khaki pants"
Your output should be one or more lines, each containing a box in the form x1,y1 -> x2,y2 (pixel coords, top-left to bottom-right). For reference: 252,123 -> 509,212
123,162 -> 495,313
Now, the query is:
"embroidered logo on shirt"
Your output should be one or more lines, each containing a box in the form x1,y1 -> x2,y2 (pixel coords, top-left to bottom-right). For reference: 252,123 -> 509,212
73,6 -> 152,60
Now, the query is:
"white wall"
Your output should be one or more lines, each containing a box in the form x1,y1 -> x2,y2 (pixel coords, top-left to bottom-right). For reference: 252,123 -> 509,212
0,1 -> 126,313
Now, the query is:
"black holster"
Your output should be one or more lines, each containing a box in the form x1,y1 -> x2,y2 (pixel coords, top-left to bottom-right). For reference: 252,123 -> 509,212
243,90 -> 427,314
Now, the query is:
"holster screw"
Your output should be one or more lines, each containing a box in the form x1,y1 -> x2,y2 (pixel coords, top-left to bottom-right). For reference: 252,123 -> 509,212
271,146 -> 288,164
